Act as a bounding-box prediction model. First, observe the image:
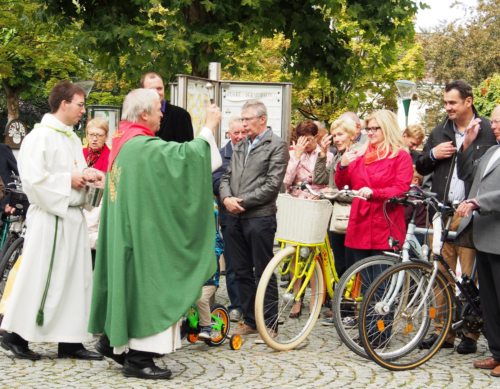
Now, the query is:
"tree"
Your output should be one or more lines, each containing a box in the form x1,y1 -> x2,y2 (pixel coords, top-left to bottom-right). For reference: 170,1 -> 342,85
419,0 -> 500,85
43,0 -> 424,88
0,0 -> 86,122
474,73 -> 500,117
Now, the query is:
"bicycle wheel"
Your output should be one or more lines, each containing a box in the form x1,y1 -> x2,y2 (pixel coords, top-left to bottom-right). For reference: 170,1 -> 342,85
206,303 -> 230,347
332,255 -> 399,358
255,245 -> 325,351
0,237 -> 24,299
359,261 -> 453,371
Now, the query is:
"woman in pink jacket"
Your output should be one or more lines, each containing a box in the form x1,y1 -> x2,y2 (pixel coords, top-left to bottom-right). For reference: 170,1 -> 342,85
335,109 -> 413,264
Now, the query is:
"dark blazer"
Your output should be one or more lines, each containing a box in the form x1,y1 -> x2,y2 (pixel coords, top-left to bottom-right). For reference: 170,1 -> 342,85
0,143 -> 19,207
156,102 -> 194,143
212,141 -> 233,197
416,110 -> 495,202
457,145 -> 500,255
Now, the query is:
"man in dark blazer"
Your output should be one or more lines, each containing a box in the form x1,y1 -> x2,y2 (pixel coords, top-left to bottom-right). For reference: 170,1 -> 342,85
457,104 -> 500,377
140,72 -> 194,143
417,80 -> 496,353
212,116 -> 247,323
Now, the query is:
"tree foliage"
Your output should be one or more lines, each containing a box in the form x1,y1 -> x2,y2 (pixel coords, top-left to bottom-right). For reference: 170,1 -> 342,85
0,0 -> 85,122
43,1 -> 424,87
474,73 -> 500,117
419,0 -> 500,85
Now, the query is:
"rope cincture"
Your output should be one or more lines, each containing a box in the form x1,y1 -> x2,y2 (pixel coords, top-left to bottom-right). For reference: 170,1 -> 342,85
36,215 -> 59,326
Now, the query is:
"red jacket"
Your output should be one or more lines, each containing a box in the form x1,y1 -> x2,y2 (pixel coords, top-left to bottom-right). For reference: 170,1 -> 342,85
83,144 -> 111,173
335,149 -> 413,250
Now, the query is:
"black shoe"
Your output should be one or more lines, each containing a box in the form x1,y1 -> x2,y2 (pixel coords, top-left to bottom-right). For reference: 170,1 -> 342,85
95,336 -> 125,365
58,347 -> 103,360
456,338 -> 477,354
122,361 -> 172,380
1,338 -> 41,360
419,333 -> 454,350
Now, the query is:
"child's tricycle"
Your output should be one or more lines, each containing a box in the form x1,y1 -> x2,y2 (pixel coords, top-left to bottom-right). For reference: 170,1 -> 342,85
182,303 -> 242,350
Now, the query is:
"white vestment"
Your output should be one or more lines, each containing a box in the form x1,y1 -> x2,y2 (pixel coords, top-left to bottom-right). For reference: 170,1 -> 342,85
1,114 -> 93,343
114,127 -> 222,355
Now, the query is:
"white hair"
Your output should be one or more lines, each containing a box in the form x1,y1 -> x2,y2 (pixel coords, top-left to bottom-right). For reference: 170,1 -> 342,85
121,89 -> 160,122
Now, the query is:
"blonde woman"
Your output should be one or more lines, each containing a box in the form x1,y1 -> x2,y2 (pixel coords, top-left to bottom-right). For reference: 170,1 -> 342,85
314,118 -> 357,279
335,109 -> 413,264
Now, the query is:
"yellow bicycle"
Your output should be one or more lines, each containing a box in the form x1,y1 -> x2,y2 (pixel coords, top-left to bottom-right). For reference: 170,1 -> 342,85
254,191 -> 354,351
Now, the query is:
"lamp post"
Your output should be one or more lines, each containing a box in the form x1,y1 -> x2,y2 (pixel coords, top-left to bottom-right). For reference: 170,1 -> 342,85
395,80 -> 417,127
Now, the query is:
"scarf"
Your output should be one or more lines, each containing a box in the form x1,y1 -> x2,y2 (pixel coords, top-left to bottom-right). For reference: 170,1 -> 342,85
86,147 -> 103,168
108,121 -> 155,169
364,143 -> 390,165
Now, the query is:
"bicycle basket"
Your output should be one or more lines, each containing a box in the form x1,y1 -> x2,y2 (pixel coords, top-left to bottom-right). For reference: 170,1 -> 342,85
276,194 -> 333,244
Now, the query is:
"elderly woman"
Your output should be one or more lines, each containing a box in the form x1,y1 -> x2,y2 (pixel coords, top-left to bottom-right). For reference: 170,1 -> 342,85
82,118 -> 110,268
83,117 -> 110,173
283,120 -> 333,198
335,110 -> 413,263
313,118 -> 357,280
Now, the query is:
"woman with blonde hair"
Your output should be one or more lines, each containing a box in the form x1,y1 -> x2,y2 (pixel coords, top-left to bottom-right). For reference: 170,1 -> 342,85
314,118 -> 357,282
83,117 -> 110,173
335,109 -> 413,264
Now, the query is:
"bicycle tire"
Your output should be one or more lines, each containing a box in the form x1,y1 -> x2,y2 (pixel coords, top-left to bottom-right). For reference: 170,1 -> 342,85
206,303 -> 230,347
359,261 -> 453,371
0,237 -> 24,299
332,255 -> 399,358
255,246 -> 325,351
0,232 -> 19,264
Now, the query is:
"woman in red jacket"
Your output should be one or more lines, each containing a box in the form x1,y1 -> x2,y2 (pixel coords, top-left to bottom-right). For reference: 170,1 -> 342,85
335,109 -> 413,264
83,117 -> 111,173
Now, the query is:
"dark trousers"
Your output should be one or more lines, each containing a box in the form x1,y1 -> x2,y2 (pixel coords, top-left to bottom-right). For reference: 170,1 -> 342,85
3,331 -> 83,352
222,214 -> 277,328
476,251 -> 500,360
220,213 -> 241,312
329,231 -> 348,278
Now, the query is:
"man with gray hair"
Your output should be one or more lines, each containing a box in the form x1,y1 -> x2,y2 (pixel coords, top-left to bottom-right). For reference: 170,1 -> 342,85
219,100 -> 289,341
212,115 -> 247,323
88,88 -> 222,379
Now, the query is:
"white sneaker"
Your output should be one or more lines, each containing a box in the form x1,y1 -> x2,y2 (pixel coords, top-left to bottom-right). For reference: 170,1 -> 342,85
198,327 -> 212,339
341,316 -> 357,328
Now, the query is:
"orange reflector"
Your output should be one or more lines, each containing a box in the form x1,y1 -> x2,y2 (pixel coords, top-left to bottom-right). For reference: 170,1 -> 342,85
429,307 -> 436,319
377,320 -> 385,332
404,323 -> 413,334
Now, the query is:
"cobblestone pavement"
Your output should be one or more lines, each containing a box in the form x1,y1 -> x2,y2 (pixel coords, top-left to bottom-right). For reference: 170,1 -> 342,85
1,277 -> 497,389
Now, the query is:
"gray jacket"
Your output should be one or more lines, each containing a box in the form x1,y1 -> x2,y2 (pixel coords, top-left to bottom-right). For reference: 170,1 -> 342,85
219,129 -> 289,218
457,145 -> 500,255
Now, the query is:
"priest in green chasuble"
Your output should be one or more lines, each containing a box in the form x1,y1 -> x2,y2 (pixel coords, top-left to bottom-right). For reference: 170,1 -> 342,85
88,88 -> 222,380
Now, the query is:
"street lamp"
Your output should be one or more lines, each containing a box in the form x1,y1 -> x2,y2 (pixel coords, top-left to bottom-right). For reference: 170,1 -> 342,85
395,80 -> 417,127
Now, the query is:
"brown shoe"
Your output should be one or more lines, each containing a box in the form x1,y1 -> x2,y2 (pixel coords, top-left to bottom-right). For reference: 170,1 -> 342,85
492,365 -> 500,377
473,357 -> 500,370
323,309 -> 333,318
232,322 -> 258,336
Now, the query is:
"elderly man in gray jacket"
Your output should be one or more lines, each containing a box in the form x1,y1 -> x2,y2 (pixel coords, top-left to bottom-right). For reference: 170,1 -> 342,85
219,100 -> 289,340
457,104 -> 500,377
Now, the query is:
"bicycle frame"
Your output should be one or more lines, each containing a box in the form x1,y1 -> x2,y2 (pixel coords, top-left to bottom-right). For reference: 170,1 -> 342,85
277,233 -> 339,304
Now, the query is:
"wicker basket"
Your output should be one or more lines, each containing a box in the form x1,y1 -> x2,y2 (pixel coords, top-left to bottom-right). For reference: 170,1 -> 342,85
275,194 -> 333,244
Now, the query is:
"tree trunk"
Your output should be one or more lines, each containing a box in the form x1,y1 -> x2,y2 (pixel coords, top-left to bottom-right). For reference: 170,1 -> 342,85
3,82 -> 20,122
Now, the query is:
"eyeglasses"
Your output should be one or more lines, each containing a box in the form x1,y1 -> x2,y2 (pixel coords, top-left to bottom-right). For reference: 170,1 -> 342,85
87,133 -> 106,139
241,115 -> 262,123
69,101 -> 85,108
365,126 -> 382,134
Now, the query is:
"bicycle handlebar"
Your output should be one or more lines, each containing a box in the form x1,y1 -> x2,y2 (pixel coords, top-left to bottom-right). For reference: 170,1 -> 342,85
299,183 -> 365,201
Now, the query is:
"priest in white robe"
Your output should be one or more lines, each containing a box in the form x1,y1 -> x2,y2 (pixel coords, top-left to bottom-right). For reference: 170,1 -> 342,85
1,81 -> 104,361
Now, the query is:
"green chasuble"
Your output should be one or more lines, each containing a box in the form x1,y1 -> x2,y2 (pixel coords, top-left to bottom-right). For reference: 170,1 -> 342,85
88,136 -> 216,347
